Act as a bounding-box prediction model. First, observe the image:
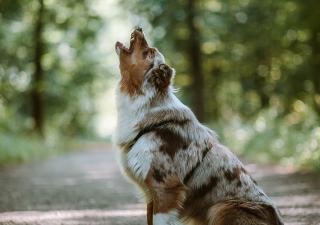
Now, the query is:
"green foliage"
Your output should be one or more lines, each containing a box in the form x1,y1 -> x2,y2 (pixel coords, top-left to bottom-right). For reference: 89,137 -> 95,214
0,0 -> 110,165
123,0 -> 320,119
0,0 -> 106,136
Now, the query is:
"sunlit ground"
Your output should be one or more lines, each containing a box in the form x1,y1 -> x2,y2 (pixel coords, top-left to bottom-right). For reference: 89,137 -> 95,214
0,209 -> 145,224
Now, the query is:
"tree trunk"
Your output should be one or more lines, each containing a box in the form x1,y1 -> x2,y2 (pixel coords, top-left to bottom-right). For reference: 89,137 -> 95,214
186,0 -> 205,122
311,30 -> 320,117
31,0 -> 44,136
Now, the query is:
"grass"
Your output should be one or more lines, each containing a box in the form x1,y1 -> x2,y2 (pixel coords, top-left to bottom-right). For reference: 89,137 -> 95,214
0,134 -> 62,166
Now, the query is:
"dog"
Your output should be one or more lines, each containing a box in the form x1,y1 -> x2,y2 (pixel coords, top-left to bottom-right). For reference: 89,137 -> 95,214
114,28 -> 283,225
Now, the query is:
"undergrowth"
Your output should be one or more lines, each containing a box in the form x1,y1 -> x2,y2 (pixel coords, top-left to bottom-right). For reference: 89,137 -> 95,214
0,132 -> 108,167
212,109 -> 320,171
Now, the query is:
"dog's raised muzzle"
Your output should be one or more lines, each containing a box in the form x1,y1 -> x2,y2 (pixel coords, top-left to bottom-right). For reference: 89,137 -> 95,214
115,27 -> 149,55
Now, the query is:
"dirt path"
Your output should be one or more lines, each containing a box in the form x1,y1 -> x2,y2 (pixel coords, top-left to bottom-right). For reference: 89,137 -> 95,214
0,147 -> 319,225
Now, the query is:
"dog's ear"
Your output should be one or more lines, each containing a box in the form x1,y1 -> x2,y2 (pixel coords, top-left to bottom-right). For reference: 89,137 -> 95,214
150,64 -> 174,92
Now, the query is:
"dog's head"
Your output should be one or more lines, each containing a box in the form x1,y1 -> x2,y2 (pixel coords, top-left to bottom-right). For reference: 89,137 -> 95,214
115,28 -> 174,97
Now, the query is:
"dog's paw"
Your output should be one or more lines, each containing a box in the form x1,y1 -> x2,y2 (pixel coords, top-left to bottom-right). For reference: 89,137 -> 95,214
151,68 -> 166,87
150,64 -> 173,91
151,67 -> 163,77
159,63 -> 171,74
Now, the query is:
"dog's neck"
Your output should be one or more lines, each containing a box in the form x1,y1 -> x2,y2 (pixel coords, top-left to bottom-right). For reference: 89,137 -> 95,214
114,85 -> 188,147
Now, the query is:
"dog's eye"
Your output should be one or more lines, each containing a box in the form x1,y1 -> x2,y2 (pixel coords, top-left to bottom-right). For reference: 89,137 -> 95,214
142,50 -> 149,58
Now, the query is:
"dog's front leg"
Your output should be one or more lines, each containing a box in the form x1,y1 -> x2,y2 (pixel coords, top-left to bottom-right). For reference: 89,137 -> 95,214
147,201 -> 153,225
145,173 -> 186,225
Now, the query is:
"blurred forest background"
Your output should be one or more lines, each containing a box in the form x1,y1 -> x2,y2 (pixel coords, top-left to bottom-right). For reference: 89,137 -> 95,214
0,0 -> 319,170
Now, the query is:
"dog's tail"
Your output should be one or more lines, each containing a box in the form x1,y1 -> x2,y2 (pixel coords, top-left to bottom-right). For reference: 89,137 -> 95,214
207,199 -> 284,225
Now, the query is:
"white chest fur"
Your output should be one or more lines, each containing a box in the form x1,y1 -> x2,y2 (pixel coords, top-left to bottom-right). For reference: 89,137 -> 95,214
119,134 -> 156,182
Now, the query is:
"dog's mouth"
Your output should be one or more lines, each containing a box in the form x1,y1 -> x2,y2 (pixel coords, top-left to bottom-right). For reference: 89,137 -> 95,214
115,41 -> 131,54
115,27 -> 148,55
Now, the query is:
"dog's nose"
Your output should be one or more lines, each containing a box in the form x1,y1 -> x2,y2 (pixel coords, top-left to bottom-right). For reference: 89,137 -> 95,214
132,27 -> 145,39
135,26 -> 143,32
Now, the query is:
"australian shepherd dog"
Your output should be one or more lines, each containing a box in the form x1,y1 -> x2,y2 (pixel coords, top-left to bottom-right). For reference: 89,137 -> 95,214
114,28 -> 283,225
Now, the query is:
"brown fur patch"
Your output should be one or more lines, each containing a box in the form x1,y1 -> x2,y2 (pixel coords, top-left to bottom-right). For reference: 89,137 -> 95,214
137,109 -> 191,131
192,176 -> 220,199
118,29 -> 155,96
122,119 -> 189,153
146,173 -> 187,214
155,128 -> 189,158
119,66 -> 145,96
180,200 -> 212,225
224,166 -> 245,182
153,168 -> 166,183
180,176 -> 220,224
